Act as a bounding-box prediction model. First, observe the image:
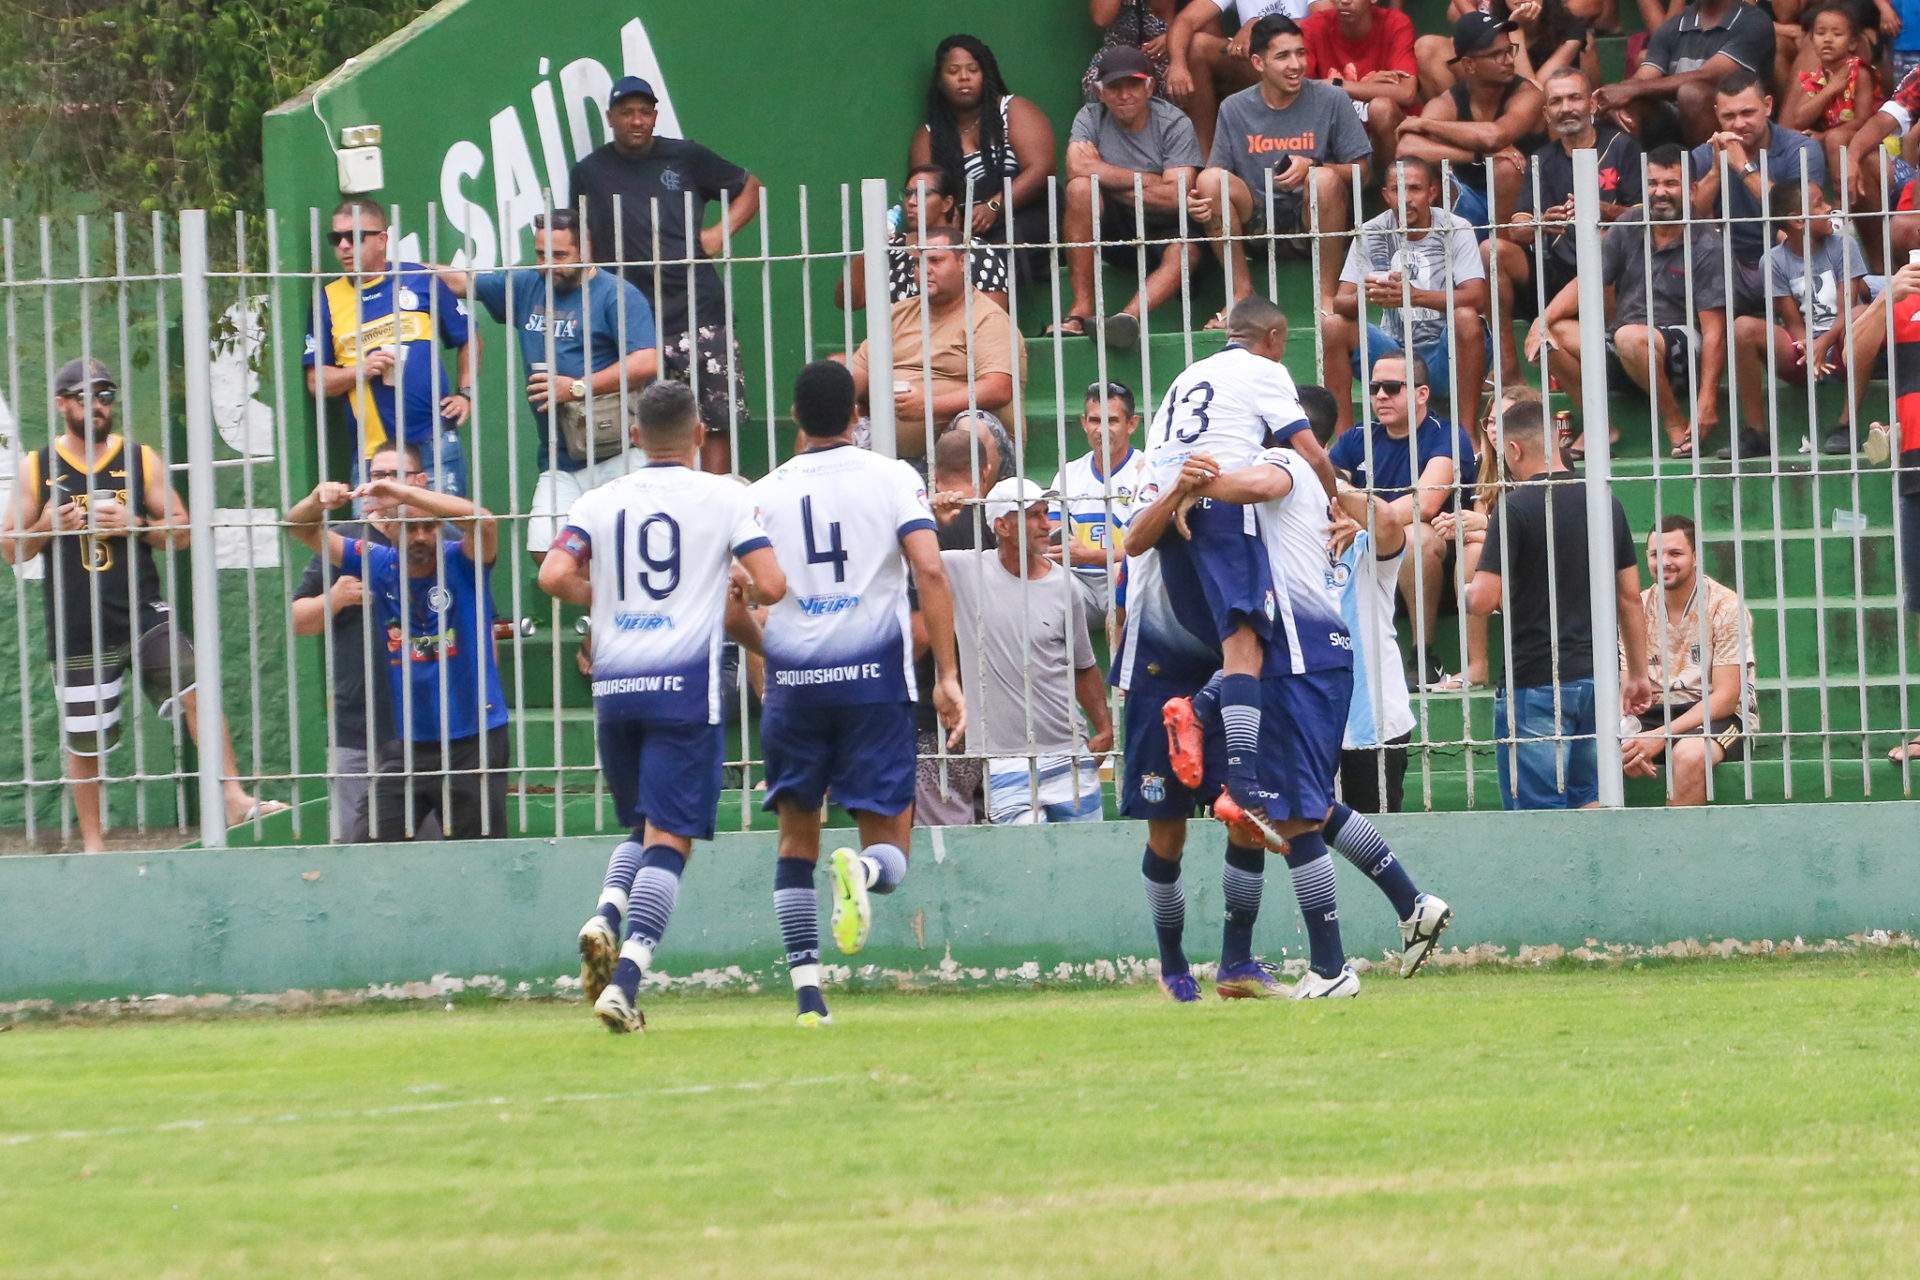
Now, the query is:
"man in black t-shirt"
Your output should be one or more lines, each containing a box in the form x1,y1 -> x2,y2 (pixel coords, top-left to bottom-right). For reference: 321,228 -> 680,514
1464,403 -> 1653,810
1589,0 -> 1775,145
568,76 -> 761,475
1493,67 -> 1641,379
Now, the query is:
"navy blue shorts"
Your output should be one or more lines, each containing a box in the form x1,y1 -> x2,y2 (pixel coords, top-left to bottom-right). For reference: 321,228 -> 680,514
761,699 -> 916,817
1121,672 -> 1222,820
1156,496 -> 1272,646
598,717 -> 725,841
1247,668 -> 1352,824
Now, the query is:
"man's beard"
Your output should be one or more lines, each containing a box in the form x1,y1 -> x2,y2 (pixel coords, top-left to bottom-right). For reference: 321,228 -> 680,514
1648,196 -> 1681,222
1552,114 -> 1586,138
81,412 -> 113,443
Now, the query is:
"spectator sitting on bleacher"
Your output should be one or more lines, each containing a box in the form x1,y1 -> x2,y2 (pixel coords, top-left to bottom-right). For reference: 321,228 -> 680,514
1324,156 -> 1489,433
1189,15 -> 1372,328
1300,0 -> 1420,176
1050,380 -> 1149,639
1417,0 -> 1595,99
847,227 -> 1023,470
833,165 -> 1010,315
1590,0 -> 1777,146
1532,145 -> 1729,459
1083,0 -> 1178,103
1733,181 -> 1874,455
909,35 -> 1058,257
1782,3 -> 1884,184
1465,402 -> 1653,811
1835,58 -> 1920,270
1328,351 -> 1479,687
1166,0 -> 1323,157
946,408 -> 1020,488
1398,13 -> 1547,235
1486,67 -> 1642,381
944,478 -> 1115,825
1052,47 -> 1205,349
1622,514 -> 1759,806
1690,70 -> 1827,319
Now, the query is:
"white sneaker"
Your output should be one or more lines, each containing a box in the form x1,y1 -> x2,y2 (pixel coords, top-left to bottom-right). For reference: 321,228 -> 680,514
1398,893 -> 1453,978
1291,964 -> 1361,999
594,984 -> 645,1034
578,914 -> 619,1004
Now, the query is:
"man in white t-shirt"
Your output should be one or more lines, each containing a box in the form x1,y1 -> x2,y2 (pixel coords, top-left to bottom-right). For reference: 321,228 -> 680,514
1050,380 -> 1149,640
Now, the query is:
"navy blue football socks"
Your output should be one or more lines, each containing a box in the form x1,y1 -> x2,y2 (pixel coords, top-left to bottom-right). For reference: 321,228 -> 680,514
1220,840 -> 1265,969
1218,674 -> 1262,799
774,856 -> 822,1011
1141,846 -> 1189,976
611,845 -> 684,1000
596,837 -> 644,929
1324,802 -> 1418,919
1283,831 -> 1345,979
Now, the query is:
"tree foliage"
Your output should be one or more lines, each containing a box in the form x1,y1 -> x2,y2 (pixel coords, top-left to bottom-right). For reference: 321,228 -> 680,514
1,0 -> 434,215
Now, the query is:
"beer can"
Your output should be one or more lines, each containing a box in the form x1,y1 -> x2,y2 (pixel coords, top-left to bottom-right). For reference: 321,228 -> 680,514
1554,410 -> 1574,448
492,617 -> 536,639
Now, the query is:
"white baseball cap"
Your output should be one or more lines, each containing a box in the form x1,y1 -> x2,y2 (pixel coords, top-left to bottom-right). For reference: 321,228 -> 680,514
982,476 -> 1053,521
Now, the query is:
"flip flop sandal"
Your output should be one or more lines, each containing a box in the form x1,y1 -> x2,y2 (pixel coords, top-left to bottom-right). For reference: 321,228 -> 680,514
1044,314 -> 1092,338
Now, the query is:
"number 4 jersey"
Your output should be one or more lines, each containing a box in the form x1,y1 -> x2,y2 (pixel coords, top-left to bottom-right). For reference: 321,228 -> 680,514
558,462 -> 771,724
747,442 -> 936,708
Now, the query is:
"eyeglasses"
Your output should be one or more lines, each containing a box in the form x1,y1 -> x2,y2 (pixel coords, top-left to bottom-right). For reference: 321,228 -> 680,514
1473,43 -> 1518,60
329,229 -> 385,247
367,468 -> 427,482
1368,380 -> 1408,397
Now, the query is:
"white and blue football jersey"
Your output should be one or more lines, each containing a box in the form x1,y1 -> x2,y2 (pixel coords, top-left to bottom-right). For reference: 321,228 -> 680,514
560,462 -> 770,725
1255,447 -> 1352,676
1144,345 -> 1311,472
748,443 -> 936,707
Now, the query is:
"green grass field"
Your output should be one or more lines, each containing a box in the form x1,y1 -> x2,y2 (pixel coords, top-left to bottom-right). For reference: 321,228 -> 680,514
6,953 -> 1919,1279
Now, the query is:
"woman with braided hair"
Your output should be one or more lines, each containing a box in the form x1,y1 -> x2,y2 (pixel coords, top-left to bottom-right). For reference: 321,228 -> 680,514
908,34 -> 1057,268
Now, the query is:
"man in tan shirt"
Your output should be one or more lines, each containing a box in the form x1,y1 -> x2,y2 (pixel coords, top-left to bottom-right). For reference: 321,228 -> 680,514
1622,513 -> 1758,806
849,226 -> 1024,467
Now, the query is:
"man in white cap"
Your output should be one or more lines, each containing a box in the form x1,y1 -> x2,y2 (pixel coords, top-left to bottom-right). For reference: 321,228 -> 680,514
942,476 -> 1114,824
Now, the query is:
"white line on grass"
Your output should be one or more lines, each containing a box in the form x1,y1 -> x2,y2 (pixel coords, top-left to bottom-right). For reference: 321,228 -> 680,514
2,1075 -> 849,1147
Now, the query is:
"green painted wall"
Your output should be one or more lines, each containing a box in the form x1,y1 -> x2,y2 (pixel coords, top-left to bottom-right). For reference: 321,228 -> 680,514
4,805 -> 1915,1004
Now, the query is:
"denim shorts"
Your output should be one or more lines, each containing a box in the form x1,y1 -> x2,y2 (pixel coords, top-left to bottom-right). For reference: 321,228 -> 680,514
1493,677 -> 1598,810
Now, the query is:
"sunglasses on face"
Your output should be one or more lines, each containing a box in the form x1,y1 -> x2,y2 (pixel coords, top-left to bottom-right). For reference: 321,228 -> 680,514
329,229 -> 386,247
62,387 -> 116,405
1369,380 -> 1408,397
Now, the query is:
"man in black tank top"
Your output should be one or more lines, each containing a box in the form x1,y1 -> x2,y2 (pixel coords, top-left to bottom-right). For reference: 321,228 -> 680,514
1397,13 -> 1545,235
0,357 -> 286,850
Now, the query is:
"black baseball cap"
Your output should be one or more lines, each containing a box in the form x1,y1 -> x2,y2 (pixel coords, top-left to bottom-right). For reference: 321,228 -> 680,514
1451,12 -> 1518,60
1097,47 -> 1157,85
54,357 -> 115,397
608,76 -> 658,107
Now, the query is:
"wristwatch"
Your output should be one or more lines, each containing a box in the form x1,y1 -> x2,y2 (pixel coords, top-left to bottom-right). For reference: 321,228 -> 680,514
570,377 -> 588,401
456,385 -> 474,400
1741,159 -> 1761,177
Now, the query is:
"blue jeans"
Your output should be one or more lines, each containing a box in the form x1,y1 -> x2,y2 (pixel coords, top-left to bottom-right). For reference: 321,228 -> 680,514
1493,678 -> 1598,810
1350,323 -> 1491,403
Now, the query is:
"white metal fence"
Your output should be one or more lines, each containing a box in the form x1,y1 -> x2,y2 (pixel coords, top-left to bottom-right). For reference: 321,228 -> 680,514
2,147 -> 1916,850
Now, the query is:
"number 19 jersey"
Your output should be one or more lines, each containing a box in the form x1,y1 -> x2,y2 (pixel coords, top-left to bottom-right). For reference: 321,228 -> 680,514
559,462 -> 771,725
747,443 -> 937,708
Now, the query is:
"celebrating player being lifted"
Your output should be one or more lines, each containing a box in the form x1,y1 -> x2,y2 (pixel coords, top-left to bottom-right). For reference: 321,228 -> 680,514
747,361 -> 965,1027
538,382 -> 786,1034
1140,295 -> 1334,845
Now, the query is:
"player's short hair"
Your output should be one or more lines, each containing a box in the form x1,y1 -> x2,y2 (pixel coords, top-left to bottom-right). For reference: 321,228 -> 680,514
1249,13 -> 1302,57
1224,294 -> 1286,343
1542,65 -> 1590,93
332,198 -> 387,231
1370,349 -> 1430,390
1715,67 -> 1766,101
1296,383 -> 1339,445
637,380 -> 701,444
1657,512 -> 1698,550
793,360 -> 857,437
1500,400 -> 1546,451
1084,380 -> 1136,420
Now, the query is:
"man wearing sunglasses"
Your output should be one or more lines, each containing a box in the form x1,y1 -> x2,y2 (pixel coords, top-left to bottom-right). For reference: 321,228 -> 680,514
304,198 -> 477,501
2,357 -> 289,850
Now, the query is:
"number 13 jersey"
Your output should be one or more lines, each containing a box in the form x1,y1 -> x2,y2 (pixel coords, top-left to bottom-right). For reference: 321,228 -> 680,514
747,442 -> 936,708
560,461 -> 770,725
1143,344 -> 1310,471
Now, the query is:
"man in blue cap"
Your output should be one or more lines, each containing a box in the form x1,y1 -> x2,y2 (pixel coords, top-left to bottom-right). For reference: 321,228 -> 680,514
569,76 -> 761,475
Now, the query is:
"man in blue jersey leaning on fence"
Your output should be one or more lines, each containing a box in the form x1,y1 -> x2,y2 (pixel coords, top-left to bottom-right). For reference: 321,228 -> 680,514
747,361 -> 966,1027
538,381 -> 786,1034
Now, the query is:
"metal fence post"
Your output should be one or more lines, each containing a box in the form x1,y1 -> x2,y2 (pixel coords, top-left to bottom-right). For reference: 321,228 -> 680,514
1572,150 -> 1625,808
178,210 -> 228,847
859,177 -> 896,458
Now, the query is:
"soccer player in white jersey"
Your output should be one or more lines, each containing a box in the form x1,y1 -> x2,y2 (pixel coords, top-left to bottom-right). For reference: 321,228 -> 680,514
1140,295 -> 1335,841
748,361 -> 965,1027
538,382 -> 787,1034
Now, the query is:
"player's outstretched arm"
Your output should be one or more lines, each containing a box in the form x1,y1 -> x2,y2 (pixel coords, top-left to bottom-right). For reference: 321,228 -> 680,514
285,481 -> 355,566
1287,428 -> 1338,498
1127,451 -> 1221,551
735,545 -> 785,607
1333,481 -> 1405,557
536,534 -> 591,605
901,527 -> 967,749
1198,460 -> 1293,505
